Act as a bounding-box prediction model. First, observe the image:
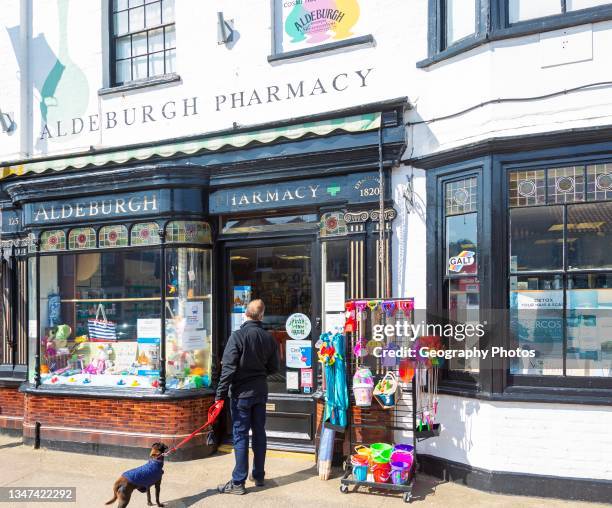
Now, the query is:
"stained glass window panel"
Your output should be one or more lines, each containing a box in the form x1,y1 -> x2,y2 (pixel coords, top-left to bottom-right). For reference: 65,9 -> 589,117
509,170 -> 546,207
99,225 -> 129,248
131,222 -> 160,246
68,228 -> 96,250
40,230 -> 66,252
445,177 -> 478,216
166,221 -> 212,244
547,166 -> 585,204
586,164 -> 612,201
320,212 -> 348,237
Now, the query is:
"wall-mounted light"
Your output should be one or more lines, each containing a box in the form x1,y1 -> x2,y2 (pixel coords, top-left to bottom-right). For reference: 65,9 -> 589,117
0,110 -> 15,133
217,12 -> 235,45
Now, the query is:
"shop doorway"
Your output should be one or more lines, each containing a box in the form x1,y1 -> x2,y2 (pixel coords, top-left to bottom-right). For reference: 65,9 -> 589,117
222,238 -> 318,450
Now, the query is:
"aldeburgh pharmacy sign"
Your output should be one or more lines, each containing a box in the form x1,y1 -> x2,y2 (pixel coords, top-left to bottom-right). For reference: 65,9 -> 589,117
209,172 -> 384,213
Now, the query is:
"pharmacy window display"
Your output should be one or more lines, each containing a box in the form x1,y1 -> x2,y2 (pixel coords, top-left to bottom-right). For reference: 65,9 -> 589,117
28,221 -> 213,390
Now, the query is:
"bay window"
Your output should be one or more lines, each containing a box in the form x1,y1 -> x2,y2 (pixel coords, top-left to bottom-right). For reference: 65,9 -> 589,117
509,165 -> 612,379
29,221 -> 212,391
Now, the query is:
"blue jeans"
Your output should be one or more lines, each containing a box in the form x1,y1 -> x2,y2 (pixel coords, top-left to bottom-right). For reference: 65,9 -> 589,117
230,395 -> 267,485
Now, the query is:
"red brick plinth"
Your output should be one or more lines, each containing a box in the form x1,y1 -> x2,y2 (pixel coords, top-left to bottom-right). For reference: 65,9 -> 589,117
0,386 -> 25,433
22,391 -> 217,460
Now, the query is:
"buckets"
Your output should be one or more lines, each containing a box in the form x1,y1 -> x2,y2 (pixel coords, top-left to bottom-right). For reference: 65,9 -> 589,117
391,451 -> 414,469
353,383 -> 374,407
354,445 -> 371,459
394,443 -> 414,454
390,461 -> 410,485
351,454 -> 369,482
371,461 -> 391,483
370,442 -> 393,463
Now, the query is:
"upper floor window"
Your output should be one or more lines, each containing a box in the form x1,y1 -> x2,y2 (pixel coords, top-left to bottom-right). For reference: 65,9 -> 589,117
111,0 -> 176,86
509,0 -> 612,23
444,0 -> 478,48
422,0 -> 612,65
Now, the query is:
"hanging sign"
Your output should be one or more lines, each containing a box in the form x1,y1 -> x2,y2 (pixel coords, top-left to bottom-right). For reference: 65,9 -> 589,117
286,313 -> 312,340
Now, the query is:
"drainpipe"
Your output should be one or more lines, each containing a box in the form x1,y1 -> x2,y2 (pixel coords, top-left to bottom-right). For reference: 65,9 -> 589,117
19,0 -> 33,157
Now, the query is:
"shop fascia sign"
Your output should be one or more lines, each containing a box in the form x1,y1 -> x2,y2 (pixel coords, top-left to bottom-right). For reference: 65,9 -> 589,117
210,172 -> 382,213
24,190 -> 161,226
38,68 -> 374,140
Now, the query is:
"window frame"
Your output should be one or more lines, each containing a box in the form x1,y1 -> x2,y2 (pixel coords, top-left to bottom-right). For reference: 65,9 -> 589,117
428,162 -> 489,391
420,0 -> 612,67
505,163 -> 612,387
27,219 -> 215,393
109,0 -> 177,87
427,147 -> 612,404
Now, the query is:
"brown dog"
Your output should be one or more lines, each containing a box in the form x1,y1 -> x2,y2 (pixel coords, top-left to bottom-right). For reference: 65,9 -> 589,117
105,442 -> 168,508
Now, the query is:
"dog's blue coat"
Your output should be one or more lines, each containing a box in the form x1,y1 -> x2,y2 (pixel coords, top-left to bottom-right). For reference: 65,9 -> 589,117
123,459 -> 164,490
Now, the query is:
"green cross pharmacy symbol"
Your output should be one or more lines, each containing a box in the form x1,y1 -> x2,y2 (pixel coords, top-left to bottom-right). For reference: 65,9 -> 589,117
326,185 -> 341,197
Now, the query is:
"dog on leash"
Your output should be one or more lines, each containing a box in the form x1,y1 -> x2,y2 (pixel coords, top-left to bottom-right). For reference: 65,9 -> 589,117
106,442 -> 168,508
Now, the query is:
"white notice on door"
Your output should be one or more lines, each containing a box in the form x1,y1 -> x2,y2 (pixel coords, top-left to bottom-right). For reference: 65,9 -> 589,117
325,282 -> 345,312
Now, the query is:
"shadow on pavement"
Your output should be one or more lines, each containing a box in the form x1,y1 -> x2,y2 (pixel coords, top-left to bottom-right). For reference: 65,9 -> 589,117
163,488 -> 218,508
162,464 -> 319,506
0,440 -> 22,451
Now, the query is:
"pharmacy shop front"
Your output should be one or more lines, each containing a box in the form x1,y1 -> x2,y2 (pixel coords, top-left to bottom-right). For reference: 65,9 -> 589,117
0,101 -> 407,457
211,172 -> 398,451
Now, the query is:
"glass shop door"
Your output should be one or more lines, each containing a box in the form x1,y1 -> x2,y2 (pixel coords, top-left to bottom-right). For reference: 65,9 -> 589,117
224,239 -> 318,450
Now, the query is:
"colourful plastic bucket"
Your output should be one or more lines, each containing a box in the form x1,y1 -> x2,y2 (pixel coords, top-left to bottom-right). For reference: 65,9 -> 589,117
370,442 -> 393,462
391,451 -> 414,468
371,462 -> 391,483
353,383 -> 374,406
390,461 -> 410,485
354,445 -> 371,459
352,464 -> 368,482
351,454 -> 369,466
394,443 -> 414,454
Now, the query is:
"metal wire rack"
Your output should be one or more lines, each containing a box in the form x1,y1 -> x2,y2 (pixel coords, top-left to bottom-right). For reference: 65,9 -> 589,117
340,298 -> 418,503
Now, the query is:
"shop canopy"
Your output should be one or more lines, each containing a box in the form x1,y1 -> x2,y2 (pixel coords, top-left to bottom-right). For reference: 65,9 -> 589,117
0,112 -> 381,180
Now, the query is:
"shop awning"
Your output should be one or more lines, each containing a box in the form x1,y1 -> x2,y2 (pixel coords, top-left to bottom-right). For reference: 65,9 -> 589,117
0,112 -> 381,180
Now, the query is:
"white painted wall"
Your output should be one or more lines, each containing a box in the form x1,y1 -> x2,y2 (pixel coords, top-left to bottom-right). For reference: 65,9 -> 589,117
1,0 -> 611,484
418,394 -> 612,480
391,165 -> 427,309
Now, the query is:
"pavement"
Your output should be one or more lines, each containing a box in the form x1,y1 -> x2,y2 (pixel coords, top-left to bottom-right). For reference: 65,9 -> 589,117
0,433 -> 608,508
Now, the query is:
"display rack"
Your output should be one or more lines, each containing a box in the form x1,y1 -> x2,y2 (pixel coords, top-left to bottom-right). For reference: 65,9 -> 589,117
340,297 -> 419,504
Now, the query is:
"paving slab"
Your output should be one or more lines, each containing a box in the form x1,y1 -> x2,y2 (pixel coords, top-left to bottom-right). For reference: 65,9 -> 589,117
0,434 -> 607,508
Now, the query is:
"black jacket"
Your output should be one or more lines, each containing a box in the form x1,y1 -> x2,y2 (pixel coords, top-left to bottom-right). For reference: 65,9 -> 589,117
215,320 -> 280,400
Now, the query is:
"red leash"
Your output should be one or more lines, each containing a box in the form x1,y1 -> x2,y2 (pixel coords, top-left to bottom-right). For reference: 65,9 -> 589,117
162,400 -> 224,457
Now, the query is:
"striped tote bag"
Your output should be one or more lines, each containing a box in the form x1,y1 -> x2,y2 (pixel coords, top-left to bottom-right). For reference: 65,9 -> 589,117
88,304 -> 117,342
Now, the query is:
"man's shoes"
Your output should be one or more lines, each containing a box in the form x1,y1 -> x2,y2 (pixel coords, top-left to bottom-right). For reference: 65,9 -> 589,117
249,474 -> 265,487
217,480 -> 246,495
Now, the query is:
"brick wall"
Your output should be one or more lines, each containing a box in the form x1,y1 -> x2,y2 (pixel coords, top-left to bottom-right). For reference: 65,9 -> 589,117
0,386 -> 25,431
22,392 -> 217,458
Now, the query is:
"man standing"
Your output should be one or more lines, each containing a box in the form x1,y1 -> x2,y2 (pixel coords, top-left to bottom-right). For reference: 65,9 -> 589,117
216,299 -> 280,495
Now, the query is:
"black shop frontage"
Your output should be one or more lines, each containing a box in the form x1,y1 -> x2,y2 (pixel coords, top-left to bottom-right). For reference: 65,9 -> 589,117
0,99 -> 406,456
